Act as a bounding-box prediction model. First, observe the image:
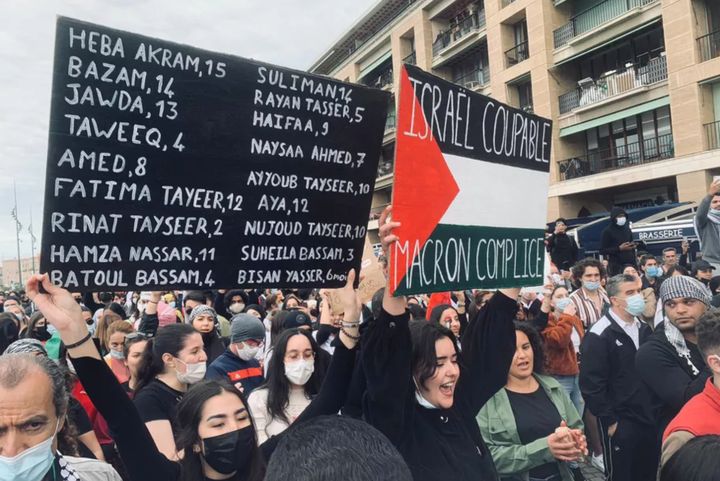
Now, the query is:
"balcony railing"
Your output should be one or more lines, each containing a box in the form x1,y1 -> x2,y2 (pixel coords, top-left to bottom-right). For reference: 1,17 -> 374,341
385,110 -> 396,131
698,30 -> 720,62
705,120 -> 720,150
377,157 -> 394,178
364,69 -> 394,90
432,10 -> 486,56
553,0 -> 659,49
369,203 -> 391,220
505,41 -> 529,67
558,54 -> 667,114
453,66 -> 490,89
403,51 -> 417,65
558,133 -> 674,180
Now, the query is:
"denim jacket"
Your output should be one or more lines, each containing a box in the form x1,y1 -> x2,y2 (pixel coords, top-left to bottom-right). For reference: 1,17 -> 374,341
477,374 -> 584,481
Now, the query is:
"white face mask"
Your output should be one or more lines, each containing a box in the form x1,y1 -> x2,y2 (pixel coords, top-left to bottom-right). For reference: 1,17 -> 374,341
284,359 -> 314,386
235,343 -> 260,361
413,377 -> 438,409
616,217 -> 627,227
175,359 -> 206,385
228,303 -> 245,315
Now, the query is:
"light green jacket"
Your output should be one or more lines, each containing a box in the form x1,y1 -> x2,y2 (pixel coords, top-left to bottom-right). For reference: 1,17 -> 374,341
477,374 -> 583,481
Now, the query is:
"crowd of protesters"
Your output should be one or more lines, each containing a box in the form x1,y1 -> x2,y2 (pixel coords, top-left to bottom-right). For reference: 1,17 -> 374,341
0,178 -> 720,481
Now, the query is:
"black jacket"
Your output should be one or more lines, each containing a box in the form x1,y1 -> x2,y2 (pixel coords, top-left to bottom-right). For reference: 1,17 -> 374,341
600,207 -> 635,274
362,292 -> 517,481
580,310 -> 654,427
635,323 -> 710,434
547,232 -> 579,271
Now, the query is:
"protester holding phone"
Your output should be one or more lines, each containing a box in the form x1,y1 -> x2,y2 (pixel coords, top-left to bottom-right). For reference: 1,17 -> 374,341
694,178 -> 720,272
600,207 -> 637,276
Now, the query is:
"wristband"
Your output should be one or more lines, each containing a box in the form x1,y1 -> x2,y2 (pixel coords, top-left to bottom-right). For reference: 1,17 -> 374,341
341,321 -> 360,328
340,327 -> 361,341
65,332 -> 93,349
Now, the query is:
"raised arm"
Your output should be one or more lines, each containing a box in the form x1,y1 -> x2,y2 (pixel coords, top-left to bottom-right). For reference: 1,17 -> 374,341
455,287 -> 518,415
26,274 -> 179,481
361,206 -> 413,445
260,271 -> 361,458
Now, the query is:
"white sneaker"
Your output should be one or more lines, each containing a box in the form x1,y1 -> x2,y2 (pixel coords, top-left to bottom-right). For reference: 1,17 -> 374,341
591,453 -> 605,472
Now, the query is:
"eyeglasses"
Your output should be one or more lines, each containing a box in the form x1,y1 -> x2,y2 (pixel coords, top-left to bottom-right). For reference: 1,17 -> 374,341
124,332 -> 149,344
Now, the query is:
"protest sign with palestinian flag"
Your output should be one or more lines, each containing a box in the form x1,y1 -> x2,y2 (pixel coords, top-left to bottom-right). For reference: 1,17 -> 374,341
389,65 -> 552,296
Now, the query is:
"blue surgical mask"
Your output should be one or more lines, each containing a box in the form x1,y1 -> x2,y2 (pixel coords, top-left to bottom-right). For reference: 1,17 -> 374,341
645,266 -> 661,278
710,208 -> 720,216
0,421 -> 58,481
109,349 -> 125,360
583,280 -> 601,291
624,294 -> 646,317
554,298 -> 572,312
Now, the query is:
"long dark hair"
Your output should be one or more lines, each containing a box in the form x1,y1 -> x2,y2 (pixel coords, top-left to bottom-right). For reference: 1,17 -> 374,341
176,380 -> 265,481
0,313 -> 20,354
261,329 -> 322,425
660,435 -> 720,481
136,323 -> 197,393
409,321 -> 459,390
514,321 -> 545,374
429,304 -> 464,338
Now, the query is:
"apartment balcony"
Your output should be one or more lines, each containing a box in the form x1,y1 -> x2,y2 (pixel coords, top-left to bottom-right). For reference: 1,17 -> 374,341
376,156 -> 395,189
363,68 -> 394,90
369,202 -> 391,221
384,109 -> 396,144
558,54 -> 667,114
698,30 -> 720,63
505,41 -> 530,68
552,0 -> 661,65
705,120 -> 720,150
403,51 -> 416,65
453,66 -> 490,91
432,10 -> 486,67
554,0 -> 658,48
557,133 -> 674,180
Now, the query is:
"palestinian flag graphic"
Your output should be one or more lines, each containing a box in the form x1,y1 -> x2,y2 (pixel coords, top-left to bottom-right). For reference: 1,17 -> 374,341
389,65 -> 552,296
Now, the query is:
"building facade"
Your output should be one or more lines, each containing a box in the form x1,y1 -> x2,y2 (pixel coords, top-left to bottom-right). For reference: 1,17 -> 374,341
309,0 -> 720,238
2,256 -> 39,288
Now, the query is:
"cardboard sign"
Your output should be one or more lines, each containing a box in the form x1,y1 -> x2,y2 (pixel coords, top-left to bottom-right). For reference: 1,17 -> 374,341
389,65 -> 551,295
327,238 -> 386,313
40,17 -> 389,290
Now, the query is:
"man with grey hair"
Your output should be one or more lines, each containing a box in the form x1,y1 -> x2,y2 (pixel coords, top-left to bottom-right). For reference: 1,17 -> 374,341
580,274 -> 656,481
636,275 -> 713,438
0,353 -> 121,481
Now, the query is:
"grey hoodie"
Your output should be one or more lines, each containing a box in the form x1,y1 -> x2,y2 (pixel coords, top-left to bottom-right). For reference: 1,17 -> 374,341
694,196 -> 720,265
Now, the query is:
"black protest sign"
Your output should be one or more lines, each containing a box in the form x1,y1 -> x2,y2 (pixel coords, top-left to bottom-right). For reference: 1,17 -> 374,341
41,17 -> 389,290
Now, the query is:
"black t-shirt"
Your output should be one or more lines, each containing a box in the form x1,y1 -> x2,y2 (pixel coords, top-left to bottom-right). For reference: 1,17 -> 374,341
133,380 -> 184,437
506,386 -> 562,479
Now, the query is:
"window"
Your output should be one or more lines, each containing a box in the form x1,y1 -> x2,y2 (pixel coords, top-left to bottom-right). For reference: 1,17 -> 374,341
517,80 -> 533,113
578,25 -> 664,79
506,20 -> 529,66
584,106 -> 673,165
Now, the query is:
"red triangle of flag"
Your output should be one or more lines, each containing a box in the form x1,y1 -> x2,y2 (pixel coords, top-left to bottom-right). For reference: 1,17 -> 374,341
390,66 -> 460,294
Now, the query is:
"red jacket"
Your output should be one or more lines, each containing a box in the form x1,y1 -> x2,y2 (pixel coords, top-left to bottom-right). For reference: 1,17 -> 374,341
542,312 -> 584,376
663,378 -> 720,442
73,380 -> 114,446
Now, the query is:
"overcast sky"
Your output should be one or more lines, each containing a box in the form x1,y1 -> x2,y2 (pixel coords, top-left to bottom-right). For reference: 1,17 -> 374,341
0,0 -> 375,261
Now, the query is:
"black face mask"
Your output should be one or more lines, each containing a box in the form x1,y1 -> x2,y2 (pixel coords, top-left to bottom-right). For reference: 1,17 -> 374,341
201,425 -> 255,475
34,325 -> 51,342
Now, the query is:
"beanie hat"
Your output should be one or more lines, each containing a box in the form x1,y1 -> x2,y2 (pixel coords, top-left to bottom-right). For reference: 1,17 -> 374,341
230,313 -> 265,343
660,275 -> 713,307
187,305 -> 218,325
282,310 -> 312,330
